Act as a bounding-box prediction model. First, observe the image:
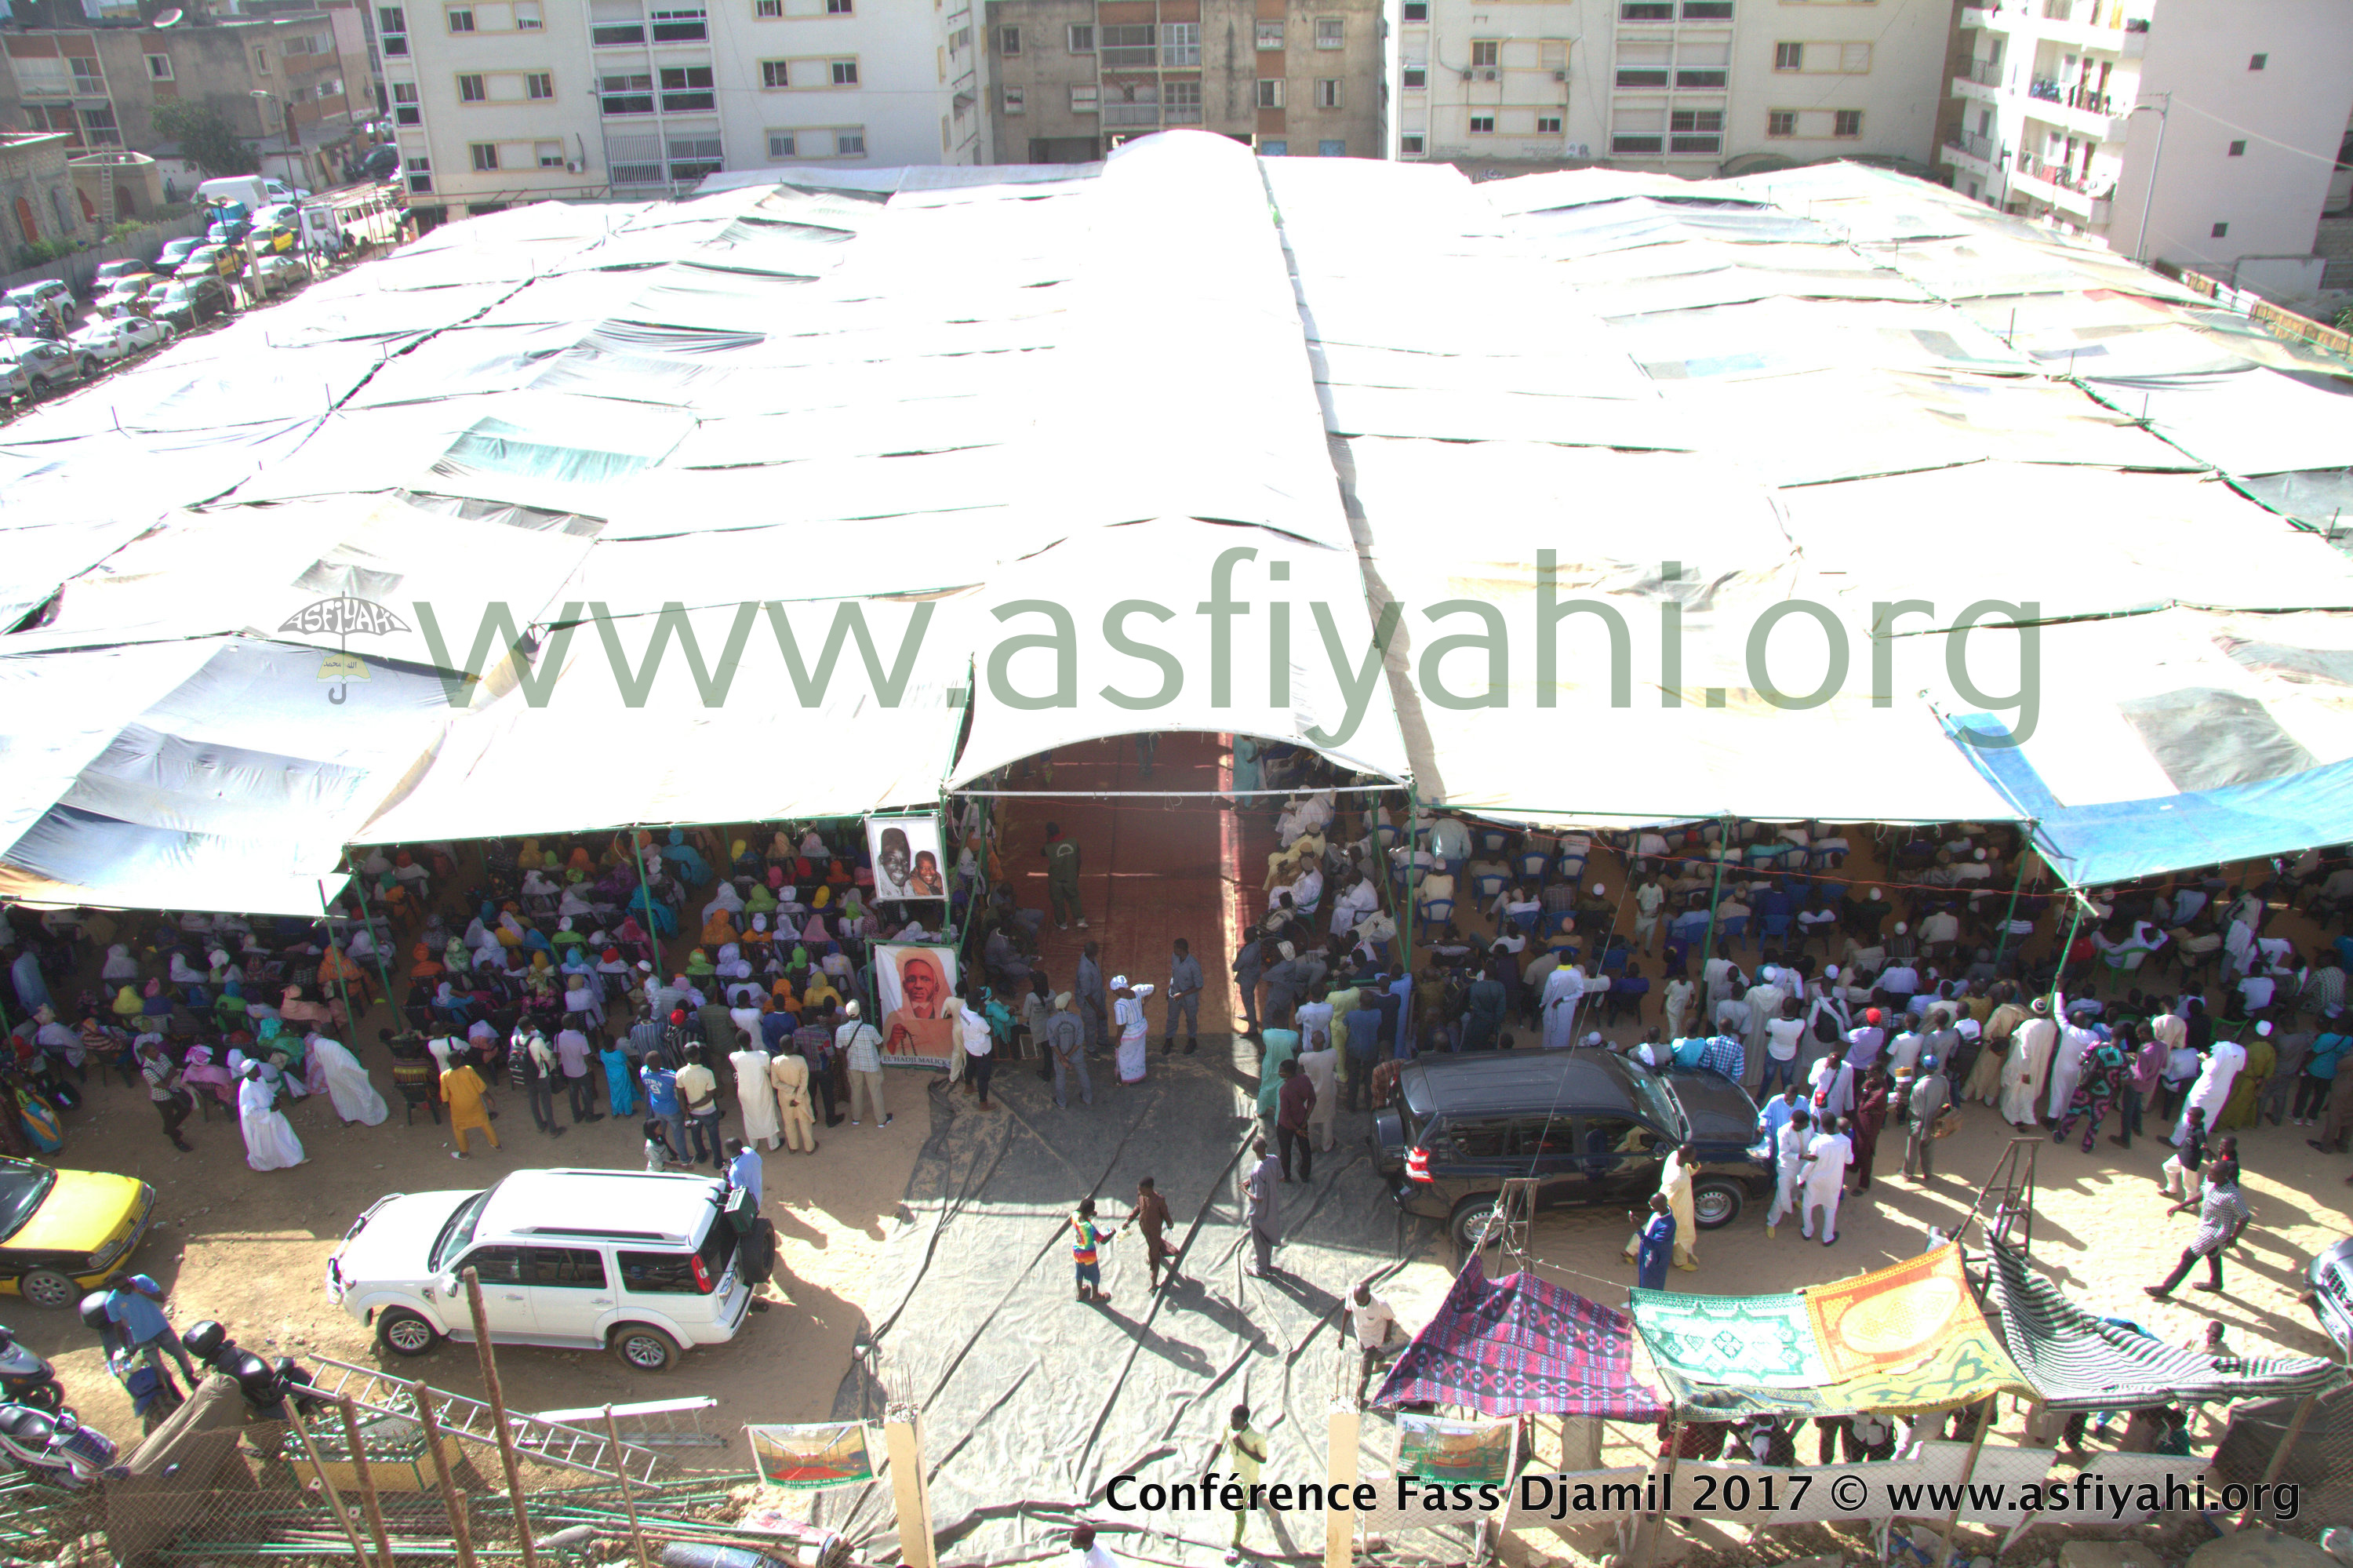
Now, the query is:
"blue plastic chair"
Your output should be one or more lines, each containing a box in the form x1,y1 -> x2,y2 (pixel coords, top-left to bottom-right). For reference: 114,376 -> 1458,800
1557,854 -> 1587,883
1478,828 -> 1509,854
1420,897 -> 1455,926
1471,871 -> 1507,904
1599,943 -> 1631,976
1671,911 -> 1711,945
1760,911 -> 1792,944
1509,908 -> 1540,937
1543,908 -> 1577,939
1718,915 -> 1749,948
1515,850 -> 1550,882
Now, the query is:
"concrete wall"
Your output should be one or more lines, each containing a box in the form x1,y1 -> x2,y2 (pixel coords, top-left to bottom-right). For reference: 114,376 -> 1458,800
2115,0 -> 2353,272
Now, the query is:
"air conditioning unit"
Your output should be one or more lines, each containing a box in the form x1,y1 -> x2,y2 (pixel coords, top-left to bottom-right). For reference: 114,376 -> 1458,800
1460,67 -> 1474,80
566,158 -> 582,173
1477,67 -> 1499,80
1553,68 -> 1566,81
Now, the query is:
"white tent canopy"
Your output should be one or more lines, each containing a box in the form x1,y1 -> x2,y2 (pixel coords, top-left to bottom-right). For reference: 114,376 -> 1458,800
5,137 -> 2353,909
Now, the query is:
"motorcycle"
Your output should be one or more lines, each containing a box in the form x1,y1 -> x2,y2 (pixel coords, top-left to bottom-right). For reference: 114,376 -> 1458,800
0,1326 -> 62,1413
0,1404 -> 122,1489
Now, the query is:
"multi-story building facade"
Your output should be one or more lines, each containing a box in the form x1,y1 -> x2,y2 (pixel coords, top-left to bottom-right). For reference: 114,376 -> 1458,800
1939,0 -> 2353,282
0,11 -> 373,196
1386,0 -> 1951,172
981,0 -> 1384,163
384,0 -> 987,217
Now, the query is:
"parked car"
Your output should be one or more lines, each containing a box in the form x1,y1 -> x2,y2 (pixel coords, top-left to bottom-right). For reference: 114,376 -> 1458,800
1369,1049 -> 1773,1250
0,1157 -> 159,1310
0,304 -> 55,340
92,258 -> 155,286
357,144 -> 402,182
2,281 -> 72,329
174,245 -> 242,282
248,203 -> 300,253
90,278 -> 154,319
155,237 -> 205,271
68,315 -> 173,362
325,1168 -> 755,1371
0,359 -> 29,403
0,338 -> 97,393
250,253 -> 306,298
147,277 -> 228,331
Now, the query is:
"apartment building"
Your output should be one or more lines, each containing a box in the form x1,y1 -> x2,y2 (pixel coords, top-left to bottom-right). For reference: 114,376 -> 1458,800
981,0 -> 1384,163
1940,0 -> 2353,285
1387,0 -> 1951,172
384,0 -> 987,216
0,11 -> 373,196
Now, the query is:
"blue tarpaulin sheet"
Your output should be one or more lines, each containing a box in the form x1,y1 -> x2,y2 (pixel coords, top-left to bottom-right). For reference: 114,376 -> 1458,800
1949,712 -> 2353,889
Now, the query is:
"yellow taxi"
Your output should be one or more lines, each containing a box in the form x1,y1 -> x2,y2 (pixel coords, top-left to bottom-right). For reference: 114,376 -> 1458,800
0,1159 -> 157,1311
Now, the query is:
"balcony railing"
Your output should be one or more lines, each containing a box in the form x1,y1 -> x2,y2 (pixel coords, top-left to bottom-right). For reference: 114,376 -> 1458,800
1101,102 -> 1160,125
1165,103 -> 1201,124
1099,45 -> 1155,67
2028,76 -> 2062,103
2064,83 -> 2113,115
1943,129 -> 1994,162
1959,59 -> 2002,87
592,23 -> 645,44
2015,154 -> 2112,199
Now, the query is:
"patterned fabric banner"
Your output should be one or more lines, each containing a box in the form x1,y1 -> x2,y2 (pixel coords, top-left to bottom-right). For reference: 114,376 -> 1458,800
1630,1243 -> 2032,1418
1375,1254 -> 1666,1418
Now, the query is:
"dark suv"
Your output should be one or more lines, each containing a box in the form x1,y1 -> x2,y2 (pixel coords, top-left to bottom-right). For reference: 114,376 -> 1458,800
1370,1050 -> 1773,1250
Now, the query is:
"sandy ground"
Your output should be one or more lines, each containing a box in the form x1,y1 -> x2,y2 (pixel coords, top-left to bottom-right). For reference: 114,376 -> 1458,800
6,976 -> 933,1464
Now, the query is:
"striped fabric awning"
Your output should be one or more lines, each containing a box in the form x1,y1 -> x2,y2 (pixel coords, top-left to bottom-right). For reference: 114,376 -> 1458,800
1985,1242 -> 2345,1413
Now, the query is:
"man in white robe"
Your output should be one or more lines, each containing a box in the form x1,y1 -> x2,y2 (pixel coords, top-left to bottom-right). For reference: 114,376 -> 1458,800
733,1041 -> 783,1149
304,1035 -> 387,1126
2174,1035 -> 2246,1147
238,1064 -> 305,1171
1540,965 -> 1587,1051
2046,1002 -> 2096,1122
2001,1001 -> 2057,1127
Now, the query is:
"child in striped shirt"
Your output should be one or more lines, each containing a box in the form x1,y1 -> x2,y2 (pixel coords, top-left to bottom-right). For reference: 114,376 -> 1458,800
1071,1198 -> 1113,1304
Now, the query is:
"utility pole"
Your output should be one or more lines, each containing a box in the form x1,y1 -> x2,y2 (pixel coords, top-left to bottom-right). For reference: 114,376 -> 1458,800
2130,90 -> 2170,263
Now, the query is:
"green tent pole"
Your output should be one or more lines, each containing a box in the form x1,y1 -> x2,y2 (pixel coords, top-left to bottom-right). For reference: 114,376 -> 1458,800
1697,819 -> 1729,979
315,879 -> 362,1039
347,863 -> 404,1022
1991,824 -> 2039,970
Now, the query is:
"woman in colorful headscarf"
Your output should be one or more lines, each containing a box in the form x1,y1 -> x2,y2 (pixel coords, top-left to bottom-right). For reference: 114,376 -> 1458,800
664,830 -> 712,888
102,943 -> 140,987
558,881 -> 597,920
567,844 -> 595,880
409,941 -> 445,981
825,858 -> 853,889
744,879 -> 777,917
685,947 -> 717,981
445,936 -> 471,976
142,979 -> 173,1021
600,1031 -> 637,1118
111,984 -> 144,1024
496,908 -> 528,949
769,970 -> 802,1012
552,916 -> 587,955
701,908 -> 740,949
215,976 -> 248,1033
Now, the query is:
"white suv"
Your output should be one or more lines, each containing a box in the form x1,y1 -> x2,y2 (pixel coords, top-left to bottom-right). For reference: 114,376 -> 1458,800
324,1169 -> 752,1372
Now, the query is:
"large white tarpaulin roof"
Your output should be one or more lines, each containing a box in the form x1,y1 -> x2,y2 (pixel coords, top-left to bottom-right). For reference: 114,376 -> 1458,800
3,136 -> 2351,910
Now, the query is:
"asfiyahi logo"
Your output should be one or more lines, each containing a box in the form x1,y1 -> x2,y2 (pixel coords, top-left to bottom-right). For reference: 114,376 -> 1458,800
280,595 -> 413,704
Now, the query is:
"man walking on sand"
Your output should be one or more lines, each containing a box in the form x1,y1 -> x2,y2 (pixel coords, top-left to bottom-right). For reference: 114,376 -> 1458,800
1163,937 -> 1204,1056
1122,1175 -> 1179,1291
1244,1135 -> 1282,1277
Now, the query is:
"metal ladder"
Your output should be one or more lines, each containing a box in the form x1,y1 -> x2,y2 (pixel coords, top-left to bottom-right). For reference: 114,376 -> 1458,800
298,1355 -> 664,1483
